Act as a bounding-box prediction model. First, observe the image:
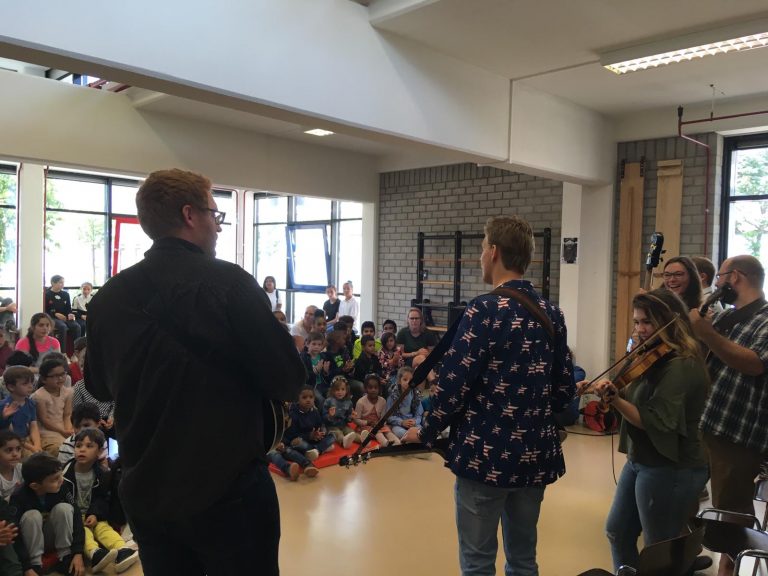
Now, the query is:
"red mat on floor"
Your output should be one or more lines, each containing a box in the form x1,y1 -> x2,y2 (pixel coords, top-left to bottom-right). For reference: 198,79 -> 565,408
269,441 -> 380,477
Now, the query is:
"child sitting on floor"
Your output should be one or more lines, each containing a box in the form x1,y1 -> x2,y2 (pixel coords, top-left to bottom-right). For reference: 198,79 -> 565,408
0,366 -> 41,456
353,335 -> 382,383
300,332 -> 329,405
354,375 -> 399,447
62,428 -> 138,573
322,376 -> 359,449
57,403 -> 108,467
11,452 -> 84,576
0,430 -> 23,502
378,332 -> 403,393
267,439 -> 319,481
285,386 -> 336,458
352,321 -> 381,360
387,366 -> 424,440
30,357 -> 73,457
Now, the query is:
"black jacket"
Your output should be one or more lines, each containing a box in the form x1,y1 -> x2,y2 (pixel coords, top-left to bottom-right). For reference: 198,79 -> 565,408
10,484 -> 85,570
84,237 -> 305,521
61,459 -> 110,520
45,288 -> 73,317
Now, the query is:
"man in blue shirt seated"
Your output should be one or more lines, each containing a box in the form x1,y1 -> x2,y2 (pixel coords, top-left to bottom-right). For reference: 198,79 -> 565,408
405,215 -> 574,576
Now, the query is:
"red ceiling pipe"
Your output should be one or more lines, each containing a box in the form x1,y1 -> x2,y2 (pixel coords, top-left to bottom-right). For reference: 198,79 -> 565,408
678,105 -> 768,256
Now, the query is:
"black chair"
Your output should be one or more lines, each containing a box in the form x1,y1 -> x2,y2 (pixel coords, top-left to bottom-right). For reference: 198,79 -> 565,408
577,527 -> 705,576
693,509 -> 768,574
755,478 -> 768,531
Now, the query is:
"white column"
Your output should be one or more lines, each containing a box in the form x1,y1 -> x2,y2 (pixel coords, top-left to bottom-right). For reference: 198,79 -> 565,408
360,201 -> 377,326
559,183 -> 582,352
557,182 -> 614,377
17,163 -> 46,330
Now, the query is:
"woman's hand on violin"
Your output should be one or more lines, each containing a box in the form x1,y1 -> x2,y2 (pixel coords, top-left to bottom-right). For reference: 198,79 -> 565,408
594,379 -> 618,405
575,380 -> 591,396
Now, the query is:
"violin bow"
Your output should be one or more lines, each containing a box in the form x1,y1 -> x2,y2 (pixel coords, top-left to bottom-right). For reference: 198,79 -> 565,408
577,316 -> 677,396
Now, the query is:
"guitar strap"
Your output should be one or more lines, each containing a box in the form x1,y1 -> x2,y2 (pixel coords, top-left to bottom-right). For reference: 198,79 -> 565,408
353,286 -> 555,457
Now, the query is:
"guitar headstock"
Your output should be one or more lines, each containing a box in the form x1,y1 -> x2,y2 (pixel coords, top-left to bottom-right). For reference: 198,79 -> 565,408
339,452 -> 372,467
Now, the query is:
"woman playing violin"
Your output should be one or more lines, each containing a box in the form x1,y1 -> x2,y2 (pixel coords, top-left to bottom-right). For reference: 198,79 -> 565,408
585,289 -> 710,571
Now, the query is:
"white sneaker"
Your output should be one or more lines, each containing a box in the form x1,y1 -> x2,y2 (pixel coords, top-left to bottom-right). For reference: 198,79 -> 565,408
342,431 -> 356,449
305,449 -> 319,461
360,430 -> 369,443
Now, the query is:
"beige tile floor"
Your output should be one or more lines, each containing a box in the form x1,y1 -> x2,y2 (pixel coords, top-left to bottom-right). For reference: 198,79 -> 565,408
71,426 -> 767,575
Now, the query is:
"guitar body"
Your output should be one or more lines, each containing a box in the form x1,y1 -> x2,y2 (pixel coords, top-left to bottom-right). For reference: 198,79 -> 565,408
263,399 -> 287,453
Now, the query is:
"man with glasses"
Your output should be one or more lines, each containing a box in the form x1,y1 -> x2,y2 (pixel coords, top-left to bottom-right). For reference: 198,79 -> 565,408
84,169 -> 304,576
689,255 -> 768,576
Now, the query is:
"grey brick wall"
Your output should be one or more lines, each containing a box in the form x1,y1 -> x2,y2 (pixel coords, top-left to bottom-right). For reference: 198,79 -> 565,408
611,132 -> 722,358
377,163 -> 564,329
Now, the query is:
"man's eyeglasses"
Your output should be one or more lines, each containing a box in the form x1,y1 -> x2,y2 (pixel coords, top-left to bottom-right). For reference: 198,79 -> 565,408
47,372 -> 67,380
716,269 -> 745,280
202,208 -> 226,225
662,272 -> 686,280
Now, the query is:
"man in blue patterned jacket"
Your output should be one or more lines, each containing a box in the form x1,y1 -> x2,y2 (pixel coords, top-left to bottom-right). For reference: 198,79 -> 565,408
405,215 -> 573,576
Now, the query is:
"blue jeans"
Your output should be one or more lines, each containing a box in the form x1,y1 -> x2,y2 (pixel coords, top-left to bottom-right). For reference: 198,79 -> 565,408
292,435 -> 335,454
53,318 -> 81,350
268,447 -> 312,474
605,461 -> 709,571
455,475 -> 545,576
129,461 -> 280,576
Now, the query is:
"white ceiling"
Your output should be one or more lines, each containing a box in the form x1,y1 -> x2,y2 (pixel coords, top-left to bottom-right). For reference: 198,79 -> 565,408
374,0 -> 768,116
9,0 -> 768,167
128,0 -> 768,160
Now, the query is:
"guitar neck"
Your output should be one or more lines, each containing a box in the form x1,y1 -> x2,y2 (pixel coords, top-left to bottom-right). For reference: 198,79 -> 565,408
340,438 -> 449,467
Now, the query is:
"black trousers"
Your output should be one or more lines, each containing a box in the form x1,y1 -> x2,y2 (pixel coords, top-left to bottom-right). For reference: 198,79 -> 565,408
129,462 -> 280,576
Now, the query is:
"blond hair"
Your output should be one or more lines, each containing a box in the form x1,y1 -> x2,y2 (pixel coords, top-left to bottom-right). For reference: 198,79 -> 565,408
484,216 -> 534,274
136,169 -> 211,240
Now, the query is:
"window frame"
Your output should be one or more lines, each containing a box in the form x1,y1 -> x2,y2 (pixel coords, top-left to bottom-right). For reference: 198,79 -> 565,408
253,193 -> 363,323
45,170 -> 141,289
720,134 -> 768,263
0,163 -> 18,297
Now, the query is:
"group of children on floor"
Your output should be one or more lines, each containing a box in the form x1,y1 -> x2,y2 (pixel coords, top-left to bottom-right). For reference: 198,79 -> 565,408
0,328 -> 138,576
269,316 -> 441,481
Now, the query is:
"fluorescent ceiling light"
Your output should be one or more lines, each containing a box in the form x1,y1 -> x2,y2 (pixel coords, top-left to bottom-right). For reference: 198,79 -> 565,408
304,128 -> 335,137
601,17 -> 768,74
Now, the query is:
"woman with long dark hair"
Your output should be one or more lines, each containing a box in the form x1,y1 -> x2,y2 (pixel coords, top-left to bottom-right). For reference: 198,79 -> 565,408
662,256 -> 702,310
262,276 -> 281,312
14,313 -> 60,371
584,289 -> 709,571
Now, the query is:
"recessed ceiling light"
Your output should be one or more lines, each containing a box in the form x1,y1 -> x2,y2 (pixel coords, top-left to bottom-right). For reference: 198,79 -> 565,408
304,128 -> 335,137
600,18 -> 768,75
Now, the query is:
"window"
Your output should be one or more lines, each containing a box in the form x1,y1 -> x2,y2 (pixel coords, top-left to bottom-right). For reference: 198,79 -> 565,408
213,190 -> 236,264
253,194 -> 363,323
46,172 -> 143,287
0,164 -> 17,303
722,135 -> 768,286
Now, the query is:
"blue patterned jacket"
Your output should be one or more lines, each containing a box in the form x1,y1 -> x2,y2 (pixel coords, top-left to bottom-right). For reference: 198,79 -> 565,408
420,280 -> 574,487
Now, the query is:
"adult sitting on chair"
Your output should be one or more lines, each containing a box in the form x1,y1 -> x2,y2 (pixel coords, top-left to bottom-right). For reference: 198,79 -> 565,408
45,275 -> 81,351
395,307 -> 437,366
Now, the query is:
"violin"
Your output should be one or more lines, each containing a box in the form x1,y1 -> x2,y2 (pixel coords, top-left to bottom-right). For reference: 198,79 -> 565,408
612,341 -> 673,389
577,316 -> 676,398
